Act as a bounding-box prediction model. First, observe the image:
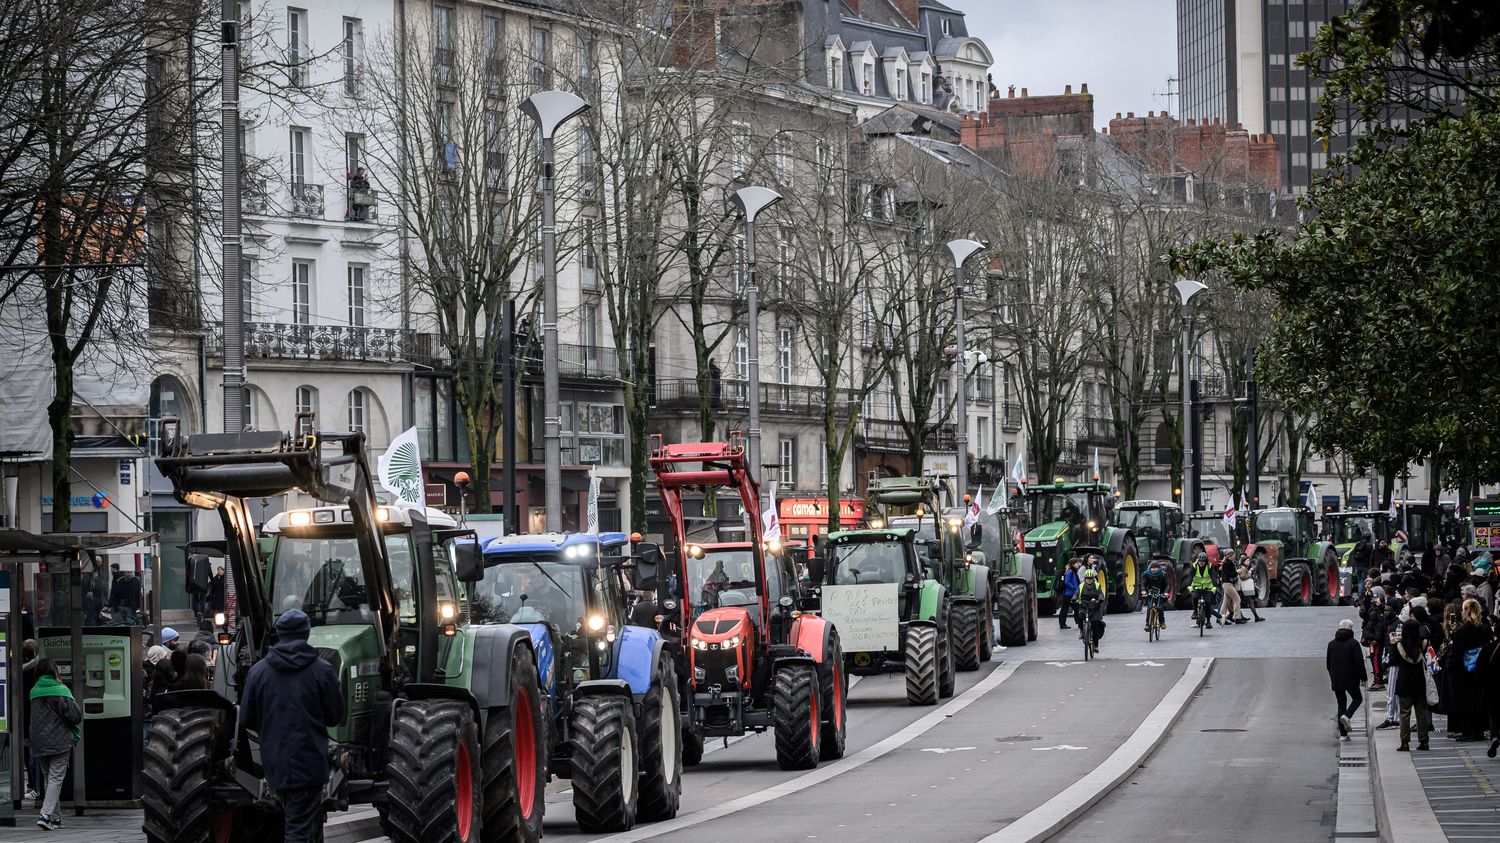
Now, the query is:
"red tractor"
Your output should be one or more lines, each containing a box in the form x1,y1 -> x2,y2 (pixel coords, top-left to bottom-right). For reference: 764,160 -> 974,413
648,434 -> 848,770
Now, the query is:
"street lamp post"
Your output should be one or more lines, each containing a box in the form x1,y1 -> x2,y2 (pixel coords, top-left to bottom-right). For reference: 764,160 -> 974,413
1173,278 -> 1208,512
946,239 -> 984,503
730,187 -> 782,514
521,90 -> 589,533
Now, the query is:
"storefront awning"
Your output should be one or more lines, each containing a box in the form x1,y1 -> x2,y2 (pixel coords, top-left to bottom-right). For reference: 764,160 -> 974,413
0,529 -> 154,554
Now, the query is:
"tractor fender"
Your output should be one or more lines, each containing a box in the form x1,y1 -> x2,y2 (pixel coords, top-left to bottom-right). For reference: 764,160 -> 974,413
918,581 -> 947,623
400,681 -> 484,724
515,621 -> 558,704
574,679 -> 634,700
771,653 -> 819,671
153,688 -> 237,716
998,553 -> 1036,590
966,564 -> 992,603
1102,528 -> 1131,557
788,613 -> 835,663
611,623 -> 667,697
467,623 -> 538,717
1245,542 -> 1280,579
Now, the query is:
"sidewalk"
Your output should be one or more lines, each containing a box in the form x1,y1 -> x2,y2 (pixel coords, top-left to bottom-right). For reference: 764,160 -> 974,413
0,805 -> 382,843
1369,704 -> 1500,842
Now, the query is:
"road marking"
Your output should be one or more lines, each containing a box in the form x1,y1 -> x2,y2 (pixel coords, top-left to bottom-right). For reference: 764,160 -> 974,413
1045,661 -> 1085,667
982,657 -> 1212,843
1032,744 -> 1087,752
590,662 -> 1021,843
1125,661 -> 1165,667
921,746 -> 977,754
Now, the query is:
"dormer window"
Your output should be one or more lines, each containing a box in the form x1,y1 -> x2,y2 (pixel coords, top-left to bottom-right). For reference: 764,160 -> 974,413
862,62 -> 873,95
941,18 -> 951,37
920,70 -> 931,103
895,66 -> 906,100
829,54 -> 842,89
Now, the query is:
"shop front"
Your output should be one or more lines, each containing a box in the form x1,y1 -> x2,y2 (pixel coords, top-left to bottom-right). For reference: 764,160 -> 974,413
778,497 -> 865,548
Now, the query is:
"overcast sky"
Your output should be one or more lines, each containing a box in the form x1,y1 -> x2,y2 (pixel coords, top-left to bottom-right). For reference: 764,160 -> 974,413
962,0 -> 1178,130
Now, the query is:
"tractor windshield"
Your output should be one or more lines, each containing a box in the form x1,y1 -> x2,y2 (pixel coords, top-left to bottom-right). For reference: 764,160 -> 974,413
690,549 -> 759,612
829,539 -> 908,585
1330,515 -> 1387,544
1252,511 -> 1296,544
1031,491 -> 1092,529
270,533 -> 415,626
1113,508 -> 1166,540
1188,517 -> 1232,548
468,558 -> 589,631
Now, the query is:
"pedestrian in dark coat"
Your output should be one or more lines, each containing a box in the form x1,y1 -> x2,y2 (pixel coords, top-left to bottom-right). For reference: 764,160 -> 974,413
28,659 -> 81,830
1328,619 -> 1367,740
1395,617 -> 1431,751
1443,562 -> 1469,602
208,567 -> 227,614
1445,599 -> 1493,740
240,610 -> 344,843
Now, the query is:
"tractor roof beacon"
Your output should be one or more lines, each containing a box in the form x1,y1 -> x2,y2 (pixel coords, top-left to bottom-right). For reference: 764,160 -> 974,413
648,432 -> 847,770
146,422 -> 545,843
475,530 -> 684,831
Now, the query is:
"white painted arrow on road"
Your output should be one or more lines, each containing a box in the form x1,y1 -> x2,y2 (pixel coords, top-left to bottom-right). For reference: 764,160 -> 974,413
920,746 -> 977,754
1045,661 -> 1086,667
1125,661 -> 1165,667
1032,744 -> 1087,751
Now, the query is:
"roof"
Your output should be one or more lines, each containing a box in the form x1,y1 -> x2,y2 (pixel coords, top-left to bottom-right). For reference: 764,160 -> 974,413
857,103 -> 964,141
484,531 -> 629,557
827,528 -> 916,542
264,505 -> 457,532
848,0 -> 916,31
0,530 -> 153,554
1118,500 -> 1181,511
1026,482 -> 1112,493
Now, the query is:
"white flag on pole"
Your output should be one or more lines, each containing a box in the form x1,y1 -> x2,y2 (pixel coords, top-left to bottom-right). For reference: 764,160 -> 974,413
1010,449 -> 1027,492
966,486 -> 983,528
762,483 -> 782,543
378,426 -> 426,510
1092,448 -> 1100,482
586,470 -> 601,534
1223,494 -> 1237,528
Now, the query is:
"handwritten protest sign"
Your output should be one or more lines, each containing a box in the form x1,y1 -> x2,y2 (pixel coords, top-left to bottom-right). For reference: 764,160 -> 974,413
820,583 -> 900,652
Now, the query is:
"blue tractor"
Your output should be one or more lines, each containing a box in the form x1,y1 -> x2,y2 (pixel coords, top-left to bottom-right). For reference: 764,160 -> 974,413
474,532 -> 682,832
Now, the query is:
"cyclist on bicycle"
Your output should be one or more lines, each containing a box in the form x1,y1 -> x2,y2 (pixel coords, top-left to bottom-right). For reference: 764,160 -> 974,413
1142,558 -> 1171,630
1189,551 -> 1218,628
1075,567 -> 1106,649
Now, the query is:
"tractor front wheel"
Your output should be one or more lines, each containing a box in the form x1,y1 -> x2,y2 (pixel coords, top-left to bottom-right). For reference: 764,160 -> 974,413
1280,561 -> 1311,608
681,729 -> 704,768
817,634 -> 848,761
904,625 -> 940,706
571,695 -> 640,832
636,657 -> 682,822
480,646 -> 545,843
773,665 -> 821,770
1026,584 -> 1039,642
385,699 -> 483,843
143,706 -> 232,843
997,582 -> 1028,647
938,624 -> 957,699
952,603 -> 982,671
1107,537 -> 1142,614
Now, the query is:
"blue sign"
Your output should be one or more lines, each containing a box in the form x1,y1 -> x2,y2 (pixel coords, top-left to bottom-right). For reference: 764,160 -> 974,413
41,494 -> 111,509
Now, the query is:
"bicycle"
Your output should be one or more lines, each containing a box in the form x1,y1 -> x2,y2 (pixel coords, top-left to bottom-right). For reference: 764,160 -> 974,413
1145,589 -> 1164,642
1078,603 -> 1097,660
1193,588 -> 1213,637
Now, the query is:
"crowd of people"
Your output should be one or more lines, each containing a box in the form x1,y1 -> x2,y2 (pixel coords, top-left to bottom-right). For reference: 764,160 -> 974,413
1332,548 -> 1500,753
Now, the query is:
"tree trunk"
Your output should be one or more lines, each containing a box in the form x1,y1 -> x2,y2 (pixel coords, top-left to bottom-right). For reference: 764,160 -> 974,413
1426,458 -> 1442,562
48,358 -> 73,532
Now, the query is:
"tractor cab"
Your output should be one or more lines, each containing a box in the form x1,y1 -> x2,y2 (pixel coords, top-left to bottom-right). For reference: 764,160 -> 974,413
1187,512 -> 1236,554
1027,482 -> 1112,551
1250,507 -> 1314,547
475,532 -> 632,694
824,529 -> 922,617
1109,500 -> 1184,560
1324,511 -> 1393,545
885,512 -> 962,589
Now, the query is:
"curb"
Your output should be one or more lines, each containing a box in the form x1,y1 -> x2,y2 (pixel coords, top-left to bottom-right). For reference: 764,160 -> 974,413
324,808 -> 382,843
1367,705 -> 1445,842
980,656 -> 1214,842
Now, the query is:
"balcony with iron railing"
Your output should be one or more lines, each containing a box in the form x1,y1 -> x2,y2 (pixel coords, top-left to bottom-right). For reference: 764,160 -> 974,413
1001,401 -> 1022,432
289,182 -> 324,219
208,322 -> 412,364
1076,416 -> 1113,447
344,183 -> 379,222
857,417 -> 957,453
653,378 -> 858,418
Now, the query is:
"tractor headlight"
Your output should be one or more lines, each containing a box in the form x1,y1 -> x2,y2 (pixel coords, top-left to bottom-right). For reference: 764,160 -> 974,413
586,613 -> 606,632
868,517 -> 885,529
692,637 -> 709,650
289,511 -> 312,527
438,601 -> 458,622
724,635 -> 741,649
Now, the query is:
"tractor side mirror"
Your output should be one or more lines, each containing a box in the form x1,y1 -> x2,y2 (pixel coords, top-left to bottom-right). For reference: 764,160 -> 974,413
806,555 -> 826,586
452,539 -> 484,583
632,541 -> 662,586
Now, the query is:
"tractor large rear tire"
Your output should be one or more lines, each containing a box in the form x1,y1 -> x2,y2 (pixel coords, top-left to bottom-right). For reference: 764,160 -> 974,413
636,658 -> 682,823
143,706 -> 232,843
480,646 -> 545,843
1253,552 -> 1273,608
938,625 -> 956,699
817,635 -> 848,761
980,597 -> 996,659
997,582 -> 1028,646
385,699 -> 483,843
1107,537 -> 1141,614
904,625 -> 939,706
772,665 -> 821,770
571,695 -> 640,832
952,603 -> 982,671
1281,561 -> 1312,607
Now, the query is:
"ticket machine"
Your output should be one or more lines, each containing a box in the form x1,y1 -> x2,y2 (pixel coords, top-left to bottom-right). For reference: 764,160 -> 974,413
38,628 -> 143,804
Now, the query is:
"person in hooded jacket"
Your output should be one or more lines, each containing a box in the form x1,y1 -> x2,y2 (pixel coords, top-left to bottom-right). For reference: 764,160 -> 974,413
240,609 -> 344,843
1327,619 -> 1367,740
1362,586 -> 1387,688
29,659 -> 82,830
1394,616 -> 1431,751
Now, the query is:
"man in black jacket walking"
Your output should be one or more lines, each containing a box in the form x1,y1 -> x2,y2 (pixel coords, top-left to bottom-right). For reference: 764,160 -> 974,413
1328,618 -> 1368,741
240,610 -> 345,842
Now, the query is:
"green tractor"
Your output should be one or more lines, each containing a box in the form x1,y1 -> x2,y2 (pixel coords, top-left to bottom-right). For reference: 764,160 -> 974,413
1324,510 -> 1400,601
864,476 -> 992,671
1022,482 -> 1141,614
1111,500 -> 1206,610
146,425 -> 546,843
814,528 -> 956,705
967,505 -> 1038,646
1244,507 -> 1341,607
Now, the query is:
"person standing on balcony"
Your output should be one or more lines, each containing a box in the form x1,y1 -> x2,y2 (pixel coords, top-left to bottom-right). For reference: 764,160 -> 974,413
346,167 -> 372,222
710,359 -> 722,409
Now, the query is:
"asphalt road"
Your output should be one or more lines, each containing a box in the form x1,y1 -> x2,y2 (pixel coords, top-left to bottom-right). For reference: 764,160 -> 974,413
530,606 -> 1351,842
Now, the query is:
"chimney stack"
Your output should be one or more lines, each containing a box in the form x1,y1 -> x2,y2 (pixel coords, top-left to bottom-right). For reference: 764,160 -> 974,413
1081,83 -> 1089,94
1021,87 -> 1028,97
1127,111 -> 1134,118
1064,84 -> 1072,94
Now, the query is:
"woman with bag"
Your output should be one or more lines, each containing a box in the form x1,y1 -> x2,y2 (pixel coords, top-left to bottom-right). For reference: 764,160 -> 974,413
1395,617 -> 1432,751
1237,563 -> 1264,622
1444,599 -> 1492,741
